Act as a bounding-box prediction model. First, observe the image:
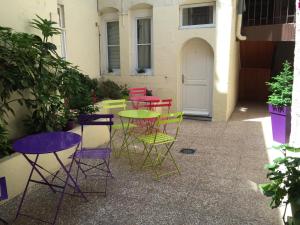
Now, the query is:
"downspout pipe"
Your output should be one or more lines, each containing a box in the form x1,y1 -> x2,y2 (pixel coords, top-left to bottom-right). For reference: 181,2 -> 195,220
96,0 -> 102,76
237,0 -> 247,41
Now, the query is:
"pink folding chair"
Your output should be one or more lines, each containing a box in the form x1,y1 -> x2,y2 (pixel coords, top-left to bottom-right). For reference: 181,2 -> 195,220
143,99 -> 172,113
141,99 -> 173,132
129,87 -> 147,109
128,87 -> 147,99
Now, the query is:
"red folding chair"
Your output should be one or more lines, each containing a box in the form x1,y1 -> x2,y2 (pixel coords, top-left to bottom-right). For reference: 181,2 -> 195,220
128,87 -> 147,99
129,87 -> 147,109
141,99 -> 173,132
143,99 -> 172,113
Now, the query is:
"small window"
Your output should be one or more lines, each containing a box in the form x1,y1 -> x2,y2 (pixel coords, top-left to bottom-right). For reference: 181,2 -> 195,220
57,4 -> 67,58
137,18 -> 151,70
107,21 -> 120,72
182,4 -> 214,27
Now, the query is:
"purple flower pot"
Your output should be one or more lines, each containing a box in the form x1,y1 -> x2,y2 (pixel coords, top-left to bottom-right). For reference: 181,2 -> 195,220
268,104 -> 291,144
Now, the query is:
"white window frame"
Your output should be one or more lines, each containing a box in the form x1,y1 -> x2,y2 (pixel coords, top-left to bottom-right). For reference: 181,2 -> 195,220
57,4 -> 67,59
130,8 -> 153,76
106,20 -> 120,75
179,2 -> 216,29
135,17 -> 152,75
100,12 -> 120,75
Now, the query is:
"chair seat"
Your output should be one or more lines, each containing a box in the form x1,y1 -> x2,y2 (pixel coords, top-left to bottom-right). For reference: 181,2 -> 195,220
138,133 -> 175,145
112,122 -> 136,130
74,148 -> 111,160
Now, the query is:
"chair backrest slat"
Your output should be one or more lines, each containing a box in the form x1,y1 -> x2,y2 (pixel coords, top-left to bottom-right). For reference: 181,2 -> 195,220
156,112 -> 183,126
128,87 -> 147,97
102,99 -> 126,110
143,99 -> 172,113
0,177 -> 8,200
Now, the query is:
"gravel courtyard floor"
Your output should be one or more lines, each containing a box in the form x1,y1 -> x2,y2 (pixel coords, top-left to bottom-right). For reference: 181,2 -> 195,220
0,103 -> 283,225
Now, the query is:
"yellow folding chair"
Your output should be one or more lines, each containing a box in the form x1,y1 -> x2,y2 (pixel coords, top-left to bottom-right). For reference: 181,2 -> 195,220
102,99 -> 136,156
138,112 -> 183,180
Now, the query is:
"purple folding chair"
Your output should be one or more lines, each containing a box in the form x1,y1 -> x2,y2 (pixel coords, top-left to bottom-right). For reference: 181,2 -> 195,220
74,114 -> 114,196
0,177 -> 8,224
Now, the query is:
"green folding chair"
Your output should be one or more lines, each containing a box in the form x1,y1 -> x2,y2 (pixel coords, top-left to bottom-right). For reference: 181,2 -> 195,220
102,99 -> 136,156
138,112 -> 183,180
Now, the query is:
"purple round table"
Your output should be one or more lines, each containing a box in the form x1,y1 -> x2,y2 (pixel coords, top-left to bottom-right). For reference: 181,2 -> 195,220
13,132 -> 81,154
13,131 -> 87,225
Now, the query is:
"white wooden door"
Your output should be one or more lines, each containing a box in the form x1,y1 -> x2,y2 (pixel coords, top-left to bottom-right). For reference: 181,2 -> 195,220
182,39 -> 213,117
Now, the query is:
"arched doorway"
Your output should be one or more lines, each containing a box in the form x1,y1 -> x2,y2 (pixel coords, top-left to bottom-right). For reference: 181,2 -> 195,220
181,38 -> 214,117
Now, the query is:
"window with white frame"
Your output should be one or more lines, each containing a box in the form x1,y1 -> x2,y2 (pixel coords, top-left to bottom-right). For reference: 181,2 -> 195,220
137,18 -> 151,71
57,4 -> 67,58
181,3 -> 215,27
107,21 -> 120,72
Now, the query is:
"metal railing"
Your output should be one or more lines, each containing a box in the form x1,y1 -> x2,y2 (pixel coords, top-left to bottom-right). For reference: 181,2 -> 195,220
243,0 -> 296,26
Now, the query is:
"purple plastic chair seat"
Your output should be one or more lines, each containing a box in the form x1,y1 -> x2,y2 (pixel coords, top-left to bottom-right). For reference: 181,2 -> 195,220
74,148 -> 111,160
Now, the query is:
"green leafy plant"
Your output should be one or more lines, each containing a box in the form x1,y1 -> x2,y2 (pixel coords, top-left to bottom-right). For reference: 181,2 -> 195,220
0,122 -> 12,157
266,61 -> 294,106
0,15 -> 107,155
96,80 -> 129,100
21,16 -> 68,133
0,26 -> 39,155
260,145 -> 300,223
67,71 -> 98,114
146,89 -> 152,96
137,68 -> 145,73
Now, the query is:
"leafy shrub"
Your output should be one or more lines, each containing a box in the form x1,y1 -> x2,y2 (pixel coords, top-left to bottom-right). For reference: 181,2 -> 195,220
260,145 -> 300,221
65,70 -> 98,114
266,61 -> 294,106
96,80 -> 129,100
0,16 -> 99,145
0,123 -> 12,157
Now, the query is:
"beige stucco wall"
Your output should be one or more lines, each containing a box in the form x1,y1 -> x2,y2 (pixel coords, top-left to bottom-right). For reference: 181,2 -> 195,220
225,0 -> 240,120
59,0 -> 100,79
99,0 -> 239,121
290,3 -> 300,147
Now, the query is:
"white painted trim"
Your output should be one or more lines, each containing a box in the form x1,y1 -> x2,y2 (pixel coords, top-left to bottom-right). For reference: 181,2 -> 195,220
130,8 -> 153,76
100,12 -> 120,75
57,4 -> 67,59
179,2 -> 216,29
181,39 -> 214,117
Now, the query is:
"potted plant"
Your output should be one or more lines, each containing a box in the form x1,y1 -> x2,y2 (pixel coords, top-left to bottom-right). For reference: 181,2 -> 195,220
137,68 -> 145,74
260,145 -> 300,225
64,109 -> 78,131
266,61 -> 294,144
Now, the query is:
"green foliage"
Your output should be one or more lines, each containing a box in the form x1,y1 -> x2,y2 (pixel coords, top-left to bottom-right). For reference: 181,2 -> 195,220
260,145 -> 300,211
96,80 -> 129,100
146,89 -> 152,96
0,25 -> 39,155
31,15 -> 61,42
20,16 -> 67,134
24,95 -> 67,133
66,70 -> 98,114
266,61 -> 294,106
0,16 -> 99,151
0,122 -> 12,157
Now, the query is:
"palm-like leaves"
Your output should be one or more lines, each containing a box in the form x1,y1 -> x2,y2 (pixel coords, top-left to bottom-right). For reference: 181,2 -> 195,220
31,15 -> 61,41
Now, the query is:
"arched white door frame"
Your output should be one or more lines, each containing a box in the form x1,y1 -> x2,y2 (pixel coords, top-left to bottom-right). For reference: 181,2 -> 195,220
181,38 -> 214,117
